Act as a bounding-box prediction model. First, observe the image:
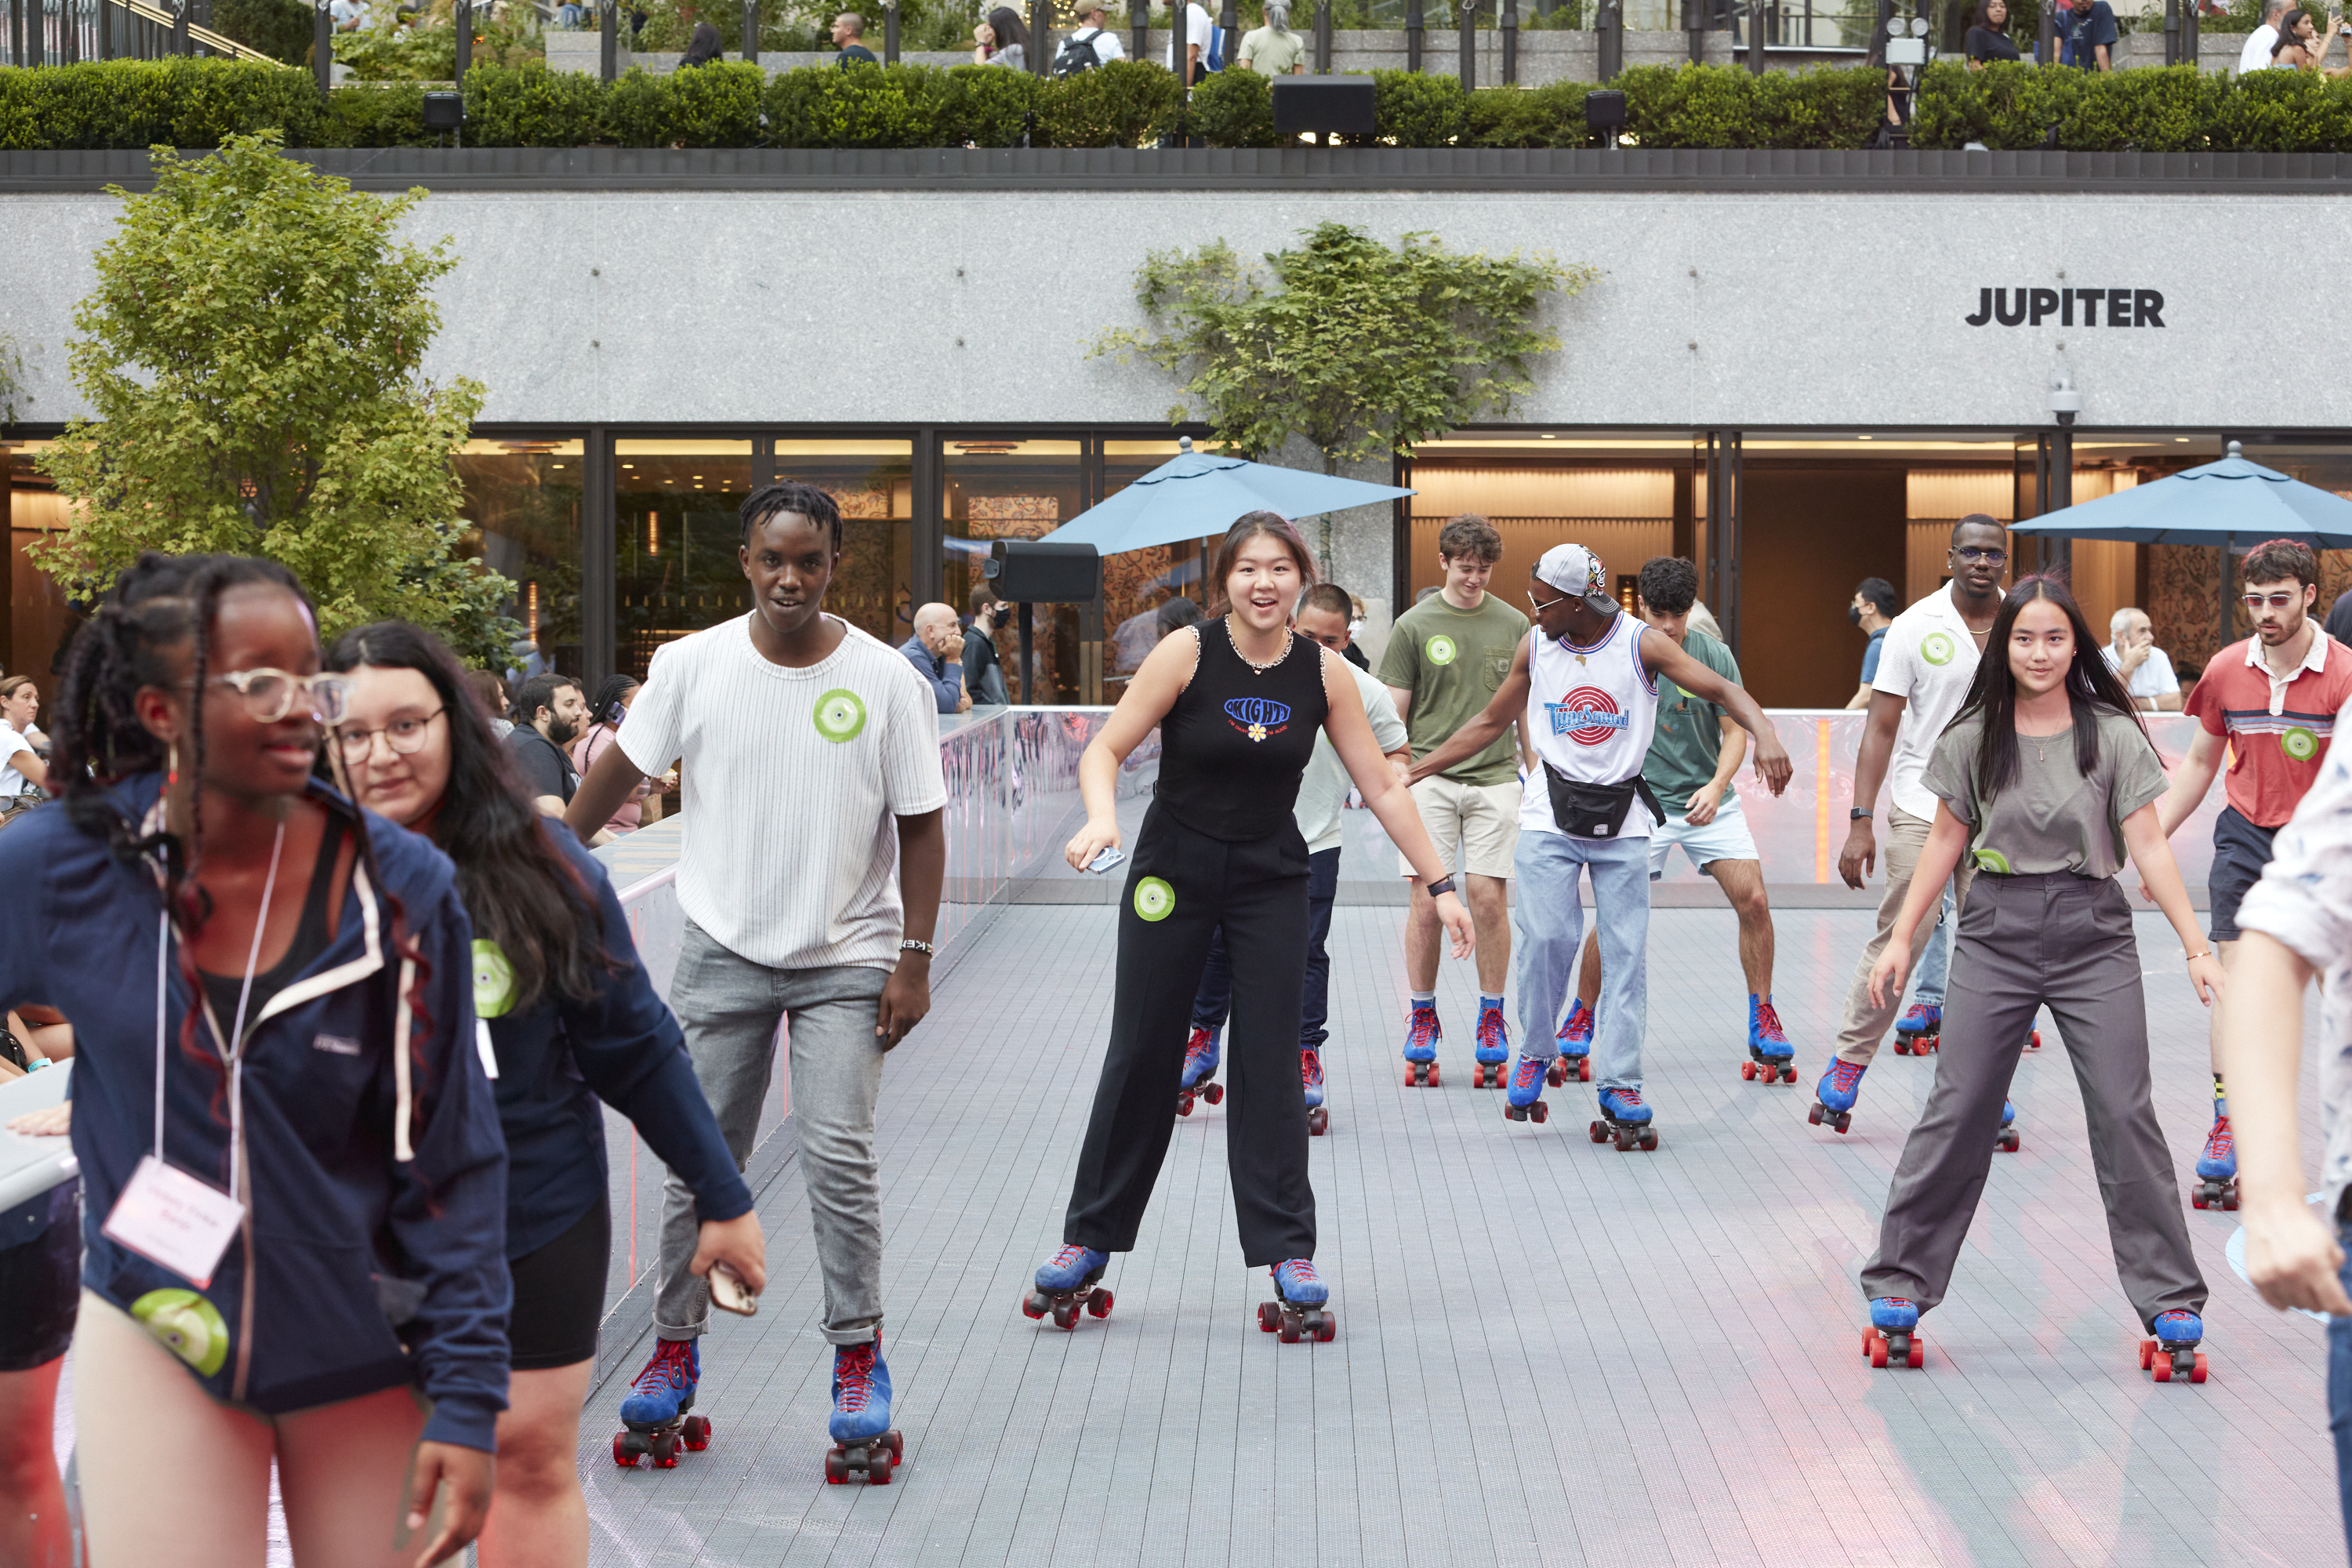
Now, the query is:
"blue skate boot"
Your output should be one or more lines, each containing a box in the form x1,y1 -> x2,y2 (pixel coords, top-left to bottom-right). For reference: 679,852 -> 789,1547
825,1338 -> 902,1483
1551,997 -> 1594,1085
614,1337 -> 708,1468
1589,1087 -> 1658,1152
1809,1059 -> 1866,1134
2193,1099 -> 2236,1210
1864,1297 -> 1923,1368
1258,1259 -> 1335,1342
1503,1050 -> 1552,1124
1472,998 -> 1512,1087
1402,1000 -> 1441,1087
1022,1243 -> 1113,1330
2140,1309 -> 2207,1383
1893,1002 -> 1942,1055
1743,995 -> 1796,1084
1301,1047 -> 1328,1137
1178,1025 -> 1223,1116
1994,1098 -> 2020,1152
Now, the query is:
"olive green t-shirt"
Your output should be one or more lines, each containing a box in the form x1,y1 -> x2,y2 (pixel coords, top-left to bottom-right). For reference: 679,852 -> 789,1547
1645,627 -> 1740,806
1376,591 -> 1530,786
1922,709 -> 2168,880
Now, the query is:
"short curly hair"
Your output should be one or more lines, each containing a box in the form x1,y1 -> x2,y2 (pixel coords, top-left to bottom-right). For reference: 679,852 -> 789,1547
2241,537 -> 2319,591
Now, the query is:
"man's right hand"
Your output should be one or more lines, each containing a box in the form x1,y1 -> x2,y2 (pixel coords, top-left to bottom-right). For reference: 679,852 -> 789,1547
1838,819 -> 1877,889
2243,1199 -> 2352,1316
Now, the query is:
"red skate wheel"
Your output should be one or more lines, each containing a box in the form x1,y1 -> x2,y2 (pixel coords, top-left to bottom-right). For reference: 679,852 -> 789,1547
1588,1122 -> 1607,1143
1204,1083 -> 1224,1105
2139,1338 -> 2155,1370
885,1430 -> 905,1457
1639,1131 -> 1658,1151
1021,1289 -> 1047,1319
1740,1062 -> 1757,1081
652,1436 -> 681,1469
869,1447 -> 894,1483
1308,1108 -> 1327,1136
1530,1101 -> 1548,1123
613,1432 -> 640,1468
1259,1301 -> 1279,1332
1809,1104 -> 1824,1127
2152,1356 -> 2172,1383
1314,1310 -> 1336,1342
1907,1337 -> 1924,1368
1893,1040 -> 1911,1056
1051,1301 -> 1077,1330
2190,1352 -> 2208,1384
2027,1030 -> 2042,1051
1177,1098 -> 1192,1116
1782,1066 -> 1798,1083
682,1415 -> 711,1450
1869,1335 -> 1889,1368
826,1447 -> 848,1483
1278,1316 -> 1301,1344
1427,1063 -> 1440,1087
1578,1060 -> 1592,1082
1860,1329 -> 1876,1358
1087,1288 -> 1113,1318
1546,1060 -> 1565,1087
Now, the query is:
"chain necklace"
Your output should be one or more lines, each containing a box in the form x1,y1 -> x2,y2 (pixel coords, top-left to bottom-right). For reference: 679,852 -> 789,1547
1227,615 -> 1292,675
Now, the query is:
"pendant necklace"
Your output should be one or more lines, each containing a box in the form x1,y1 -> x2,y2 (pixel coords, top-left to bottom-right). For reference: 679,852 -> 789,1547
1229,615 -> 1290,675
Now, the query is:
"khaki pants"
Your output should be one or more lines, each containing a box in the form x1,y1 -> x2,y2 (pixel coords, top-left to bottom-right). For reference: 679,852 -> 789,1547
1835,805 -> 1978,1065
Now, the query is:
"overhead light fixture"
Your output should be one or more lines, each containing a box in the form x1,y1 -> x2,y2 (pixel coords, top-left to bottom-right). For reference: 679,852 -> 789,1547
2175,437 -> 2190,443
1857,434 -> 1874,441
550,463 -> 563,469
1540,433 -> 1556,440
954,441 -> 1018,455
622,463 -> 634,469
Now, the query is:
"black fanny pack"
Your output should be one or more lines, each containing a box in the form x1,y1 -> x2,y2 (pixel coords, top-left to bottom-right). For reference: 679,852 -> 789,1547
1542,761 -> 1666,840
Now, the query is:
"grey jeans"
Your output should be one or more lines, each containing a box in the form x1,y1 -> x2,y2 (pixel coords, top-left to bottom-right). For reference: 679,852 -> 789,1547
1860,872 -> 2206,1327
654,921 -> 891,1347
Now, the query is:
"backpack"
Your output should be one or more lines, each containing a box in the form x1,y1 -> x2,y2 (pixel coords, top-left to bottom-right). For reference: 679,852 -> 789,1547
1054,27 -> 1104,75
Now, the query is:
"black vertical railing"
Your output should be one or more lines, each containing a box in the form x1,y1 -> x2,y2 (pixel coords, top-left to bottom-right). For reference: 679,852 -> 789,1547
1596,0 -> 1621,77
1312,0 -> 1330,71
1457,0 -> 1475,86
1500,0 -> 1516,84
1404,0 -> 1421,71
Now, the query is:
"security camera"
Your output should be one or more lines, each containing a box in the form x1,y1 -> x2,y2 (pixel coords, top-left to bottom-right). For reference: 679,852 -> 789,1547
2049,368 -> 2082,427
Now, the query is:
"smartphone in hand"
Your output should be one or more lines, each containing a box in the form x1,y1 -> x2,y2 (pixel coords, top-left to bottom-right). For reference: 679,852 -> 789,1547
710,1263 -> 759,1317
1086,847 -> 1127,876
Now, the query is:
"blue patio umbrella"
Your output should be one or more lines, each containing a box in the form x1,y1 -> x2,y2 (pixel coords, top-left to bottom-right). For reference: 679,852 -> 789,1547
1039,437 -> 1414,555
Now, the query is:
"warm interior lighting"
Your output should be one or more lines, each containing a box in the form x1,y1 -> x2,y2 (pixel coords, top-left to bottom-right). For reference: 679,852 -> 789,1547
622,463 -> 635,469
525,581 -> 540,639
550,463 -> 564,469
647,513 -> 659,556
1857,434 -> 1874,440
1540,433 -> 1555,440
2176,437 -> 2190,442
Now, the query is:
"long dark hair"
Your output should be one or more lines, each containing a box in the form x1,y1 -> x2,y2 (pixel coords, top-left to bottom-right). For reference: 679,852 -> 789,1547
326,619 -> 609,1013
985,4 -> 1028,49
2276,8 -> 2310,53
1947,574 -> 2150,802
681,20 -> 723,64
1208,510 -> 1318,615
585,673 -> 640,730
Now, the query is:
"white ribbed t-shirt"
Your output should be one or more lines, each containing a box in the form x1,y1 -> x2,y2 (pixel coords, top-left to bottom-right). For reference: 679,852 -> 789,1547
618,614 -> 949,971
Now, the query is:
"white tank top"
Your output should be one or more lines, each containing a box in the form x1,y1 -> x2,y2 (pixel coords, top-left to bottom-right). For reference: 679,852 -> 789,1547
1521,612 -> 1662,840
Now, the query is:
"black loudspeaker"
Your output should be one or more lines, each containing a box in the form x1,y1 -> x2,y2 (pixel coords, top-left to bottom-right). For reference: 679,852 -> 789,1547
1271,76 -> 1377,138
422,91 -> 465,131
985,539 -> 1100,602
1584,89 -> 1627,132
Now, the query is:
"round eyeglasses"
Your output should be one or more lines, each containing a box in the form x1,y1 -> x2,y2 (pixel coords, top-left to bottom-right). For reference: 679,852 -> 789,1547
335,709 -> 446,764
206,668 -> 351,725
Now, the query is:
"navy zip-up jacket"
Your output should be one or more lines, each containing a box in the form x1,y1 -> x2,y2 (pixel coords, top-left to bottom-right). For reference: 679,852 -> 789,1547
0,775 -> 510,1450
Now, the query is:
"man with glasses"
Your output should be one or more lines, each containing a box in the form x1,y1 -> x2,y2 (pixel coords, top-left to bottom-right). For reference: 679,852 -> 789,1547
2152,538 -> 2352,1210
1814,517 -> 2009,1134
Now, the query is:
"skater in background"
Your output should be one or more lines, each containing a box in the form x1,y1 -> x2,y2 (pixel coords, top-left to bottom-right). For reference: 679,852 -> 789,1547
1407,544 -> 1792,1145
1033,514 -> 1472,1339
567,481 -> 946,1485
0,553 -> 507,1566
569,673 -> 652,837
331,620 -> 764,1561
1182,582 -> 1411,1133
2147,539 -> 2352,1211
1857,575 -> 2219,1372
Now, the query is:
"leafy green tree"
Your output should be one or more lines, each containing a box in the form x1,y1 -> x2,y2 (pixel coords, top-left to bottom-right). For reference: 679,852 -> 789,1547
34,132 -> 520,670
1095,221 -> 1595,477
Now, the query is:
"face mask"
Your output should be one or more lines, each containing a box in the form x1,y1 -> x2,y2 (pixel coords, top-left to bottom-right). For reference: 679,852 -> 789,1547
1847,605 -> 1864,626
1348,618 -> 1366,639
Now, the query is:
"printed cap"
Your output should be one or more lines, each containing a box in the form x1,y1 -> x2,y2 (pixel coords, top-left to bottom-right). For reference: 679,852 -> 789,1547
1535,543 -> 1617,612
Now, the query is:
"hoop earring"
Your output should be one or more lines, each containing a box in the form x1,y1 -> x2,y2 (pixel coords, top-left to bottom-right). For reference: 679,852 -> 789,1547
166,741 -> 180,789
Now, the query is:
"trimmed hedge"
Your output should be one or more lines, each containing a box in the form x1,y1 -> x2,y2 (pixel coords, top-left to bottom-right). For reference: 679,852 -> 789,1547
13,56 -> 2352,154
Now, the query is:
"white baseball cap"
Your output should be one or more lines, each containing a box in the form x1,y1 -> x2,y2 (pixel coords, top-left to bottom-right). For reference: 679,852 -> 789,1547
1534,543 -> 1618,612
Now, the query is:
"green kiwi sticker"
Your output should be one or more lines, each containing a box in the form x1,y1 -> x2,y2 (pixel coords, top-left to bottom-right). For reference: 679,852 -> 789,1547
814,689 -> 867,744
471,938 -> 516,1020
1973,847 -> 2012,874
132,1288 -> 229,1377
1920,632 -> 1958,667
2283,727 -> 2321,762
1425,633 -> 1457,666
1133,877 -> 1175,923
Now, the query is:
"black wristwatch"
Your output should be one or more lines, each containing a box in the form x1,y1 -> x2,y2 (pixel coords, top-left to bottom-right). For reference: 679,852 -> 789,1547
1849,808 -> 1874,822
1425,875 -> 1457,898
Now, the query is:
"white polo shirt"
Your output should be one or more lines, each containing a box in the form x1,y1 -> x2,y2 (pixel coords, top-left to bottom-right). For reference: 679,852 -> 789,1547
2240,23 -> 2278,73
1871,586 -> 1990,823
2101,641 -> 2180,702
1297,662 -> 1406,854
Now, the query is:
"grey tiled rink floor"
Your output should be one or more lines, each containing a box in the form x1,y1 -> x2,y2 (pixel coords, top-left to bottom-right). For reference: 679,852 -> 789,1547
579,906 -> 2340,1568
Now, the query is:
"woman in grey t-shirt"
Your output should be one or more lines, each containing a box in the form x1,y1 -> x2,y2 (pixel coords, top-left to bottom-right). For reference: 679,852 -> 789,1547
1851,576 -> 2225,1380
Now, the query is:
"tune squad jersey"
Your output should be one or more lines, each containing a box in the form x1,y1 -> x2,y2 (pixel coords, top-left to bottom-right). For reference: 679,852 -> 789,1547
1520,612 -> 1663,840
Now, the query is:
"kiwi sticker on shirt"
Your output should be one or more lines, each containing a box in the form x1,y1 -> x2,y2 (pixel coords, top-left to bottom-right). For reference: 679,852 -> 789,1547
814,689 -> 867,743
1973,847 -> 2012,874
471,938 -> 517,1020
1425,634 -> 1458,666
132,1288 -> 229,1377
2283,726 -> 2321,762
1920,631 -> 1958,667
1133,877 -> 1175,923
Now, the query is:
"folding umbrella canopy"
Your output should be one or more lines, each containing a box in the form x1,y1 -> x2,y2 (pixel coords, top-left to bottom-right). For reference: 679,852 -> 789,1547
1039,437 -> 1414,555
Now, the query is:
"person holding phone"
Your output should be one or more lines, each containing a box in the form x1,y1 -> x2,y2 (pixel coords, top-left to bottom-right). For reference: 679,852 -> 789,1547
1027,512 -> 1473,1341
568,675 -> 650,835
328,620 -> 762,1565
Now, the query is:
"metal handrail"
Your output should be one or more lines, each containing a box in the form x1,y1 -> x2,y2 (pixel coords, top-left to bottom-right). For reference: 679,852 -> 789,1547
112,0 -> 279,62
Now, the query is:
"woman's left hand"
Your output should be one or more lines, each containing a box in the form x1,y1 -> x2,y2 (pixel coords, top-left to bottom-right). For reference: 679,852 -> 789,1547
1434,891 -> 1475,959
405,1441 -> 495,1567
1866,938 -> 1908,1010
2187,951 -> 2226,1007
7,1102 -> 68,1137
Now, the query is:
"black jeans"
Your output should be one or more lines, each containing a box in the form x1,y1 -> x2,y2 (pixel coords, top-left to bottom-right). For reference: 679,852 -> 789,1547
1064,804 -> 1316,1266
1189,845 -> 1341,1051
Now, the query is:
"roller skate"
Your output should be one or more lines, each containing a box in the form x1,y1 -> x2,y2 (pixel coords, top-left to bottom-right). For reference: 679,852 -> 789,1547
1502,1050 -> 1552,1123
1741,995 -> 1797,1084
1256,1258 -> 1335,1343
1862,1297 -> 1925,1369
2192,1104 -> 2237,1210
612,1338 -> 711,1468
2139,1310 -> 2208,1384
1550,998 -> 1594,1085
1402,1000 -> 1440,1087
1588,1087 -> 1659,1152
1302,1047 -> 1328,1137
1809,1059 -> 1865,1134
1892,1002 -> 1941,1055
1994,1099 -> 2020,1152
1177,1025 -> 1224,1116
824,1338 -> 903,1484
1471,1000 -> 1511,1088
1021,1243 -> 1113,1330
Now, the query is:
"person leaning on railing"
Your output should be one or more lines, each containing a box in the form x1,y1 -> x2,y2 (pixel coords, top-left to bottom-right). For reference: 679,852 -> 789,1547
1964,0 -> 2021,67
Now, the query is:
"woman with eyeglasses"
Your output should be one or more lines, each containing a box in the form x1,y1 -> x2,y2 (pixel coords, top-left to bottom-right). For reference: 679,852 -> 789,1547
326,620 -> 763,1568
0,552 -> 507,1566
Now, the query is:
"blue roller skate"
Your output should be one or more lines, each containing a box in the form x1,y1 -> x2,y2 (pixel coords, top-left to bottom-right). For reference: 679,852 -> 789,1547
2140,1309 -> 2208,1384
1864,1297 -> 1923,1369
1301,1047 -> 1328,1137
1472,999 -> 1512,1088
1022,1243 -> 1113,1330
1178,1025 -> 1224,1116
2193,1102 -> 2236,1210
1257,1259 -> 1335,1342
1588,1087 -> 1657,1152
1809,1059 -> 1866,1134
613,1338 -> 709,1468
1551,998 -> 1594,1085
1994,1098 -> 2020,1152
825,1338 -> 903,1484
1502,1050 -> 1552,1123
1403,1000 -> 1441,1087
1893,1002 -> 1942,1055
1742,995 -> 1797,1084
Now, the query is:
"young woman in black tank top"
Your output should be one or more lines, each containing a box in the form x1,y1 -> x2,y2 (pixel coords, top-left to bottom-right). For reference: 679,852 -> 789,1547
1024,512 -> 1472,1339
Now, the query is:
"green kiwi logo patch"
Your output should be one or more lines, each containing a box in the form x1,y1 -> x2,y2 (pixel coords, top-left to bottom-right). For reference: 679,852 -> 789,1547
1425,634 -> 1457,666
1920,632 -> 1958,667
471,939 -> 516,1020
1973,847 -> 2012,874
132,1288 -> 228,1377
1133,877 -> 1175,923
2283,727 -> 2321,762
814,689 -> 867,743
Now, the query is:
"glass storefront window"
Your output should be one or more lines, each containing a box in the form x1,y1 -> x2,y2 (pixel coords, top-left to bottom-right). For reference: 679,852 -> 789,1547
943,438 -> 1086,703
4,440 -> 78,688
775,439 -> 913,649
616,439 -> 756,681
1100,439 -> 1225,697
454,438 -> 585,678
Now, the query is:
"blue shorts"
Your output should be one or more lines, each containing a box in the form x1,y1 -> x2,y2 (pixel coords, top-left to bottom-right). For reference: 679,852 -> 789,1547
2209,806 -> 2278,944
0,1178 -> 79,1373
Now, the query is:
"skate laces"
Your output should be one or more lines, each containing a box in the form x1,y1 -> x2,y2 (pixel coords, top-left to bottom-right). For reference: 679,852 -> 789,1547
2204,1115 -> 2232,1156
1407,1011 -> 1439,1047
1753,1001 -> 1788,1044
1185,1028 -> 1214,1064
1610,1088 -> 1645,1109
2152,1310 -> 2200,1341
835,1342 -> 877,1411
636,1338 -> 693,1392
1830,1060 -> 1865,1091
1558,1004 -> 1592,1043
1301,1049 -> 1322,1085
1048,1243 -> 1091,1270
1476,1009 -> 1506,1051
1276,1259 -> 1319,1289
1512,1054 -> 1544,1091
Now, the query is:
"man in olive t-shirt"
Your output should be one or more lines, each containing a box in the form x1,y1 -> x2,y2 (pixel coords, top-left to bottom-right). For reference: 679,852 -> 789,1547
1377,514 -> 1533,1083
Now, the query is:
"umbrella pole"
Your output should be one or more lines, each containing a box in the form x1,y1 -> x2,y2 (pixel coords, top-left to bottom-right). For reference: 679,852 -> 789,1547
2218,532 -> 2233,659
1020,602 -> 1035,705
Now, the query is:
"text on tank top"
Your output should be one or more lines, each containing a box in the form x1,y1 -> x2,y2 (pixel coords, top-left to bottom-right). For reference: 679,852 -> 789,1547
1526,612 -> 1662,789
1153,618 -> 1331,842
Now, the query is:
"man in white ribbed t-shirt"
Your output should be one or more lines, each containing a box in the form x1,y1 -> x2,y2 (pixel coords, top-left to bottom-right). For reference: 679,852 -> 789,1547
568,478 -> 948,1472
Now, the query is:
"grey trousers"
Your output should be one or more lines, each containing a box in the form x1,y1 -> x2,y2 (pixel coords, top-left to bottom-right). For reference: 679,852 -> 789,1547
654,921 -> 890,1347
1860,872 -> 2207,1327
1835,806 -> 1978,1065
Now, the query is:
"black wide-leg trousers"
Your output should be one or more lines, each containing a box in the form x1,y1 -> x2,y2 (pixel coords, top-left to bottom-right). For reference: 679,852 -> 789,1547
1064,804 -> 1316,1266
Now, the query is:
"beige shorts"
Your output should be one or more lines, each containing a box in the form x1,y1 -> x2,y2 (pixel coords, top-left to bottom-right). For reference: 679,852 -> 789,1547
1398,775 -> 1523,880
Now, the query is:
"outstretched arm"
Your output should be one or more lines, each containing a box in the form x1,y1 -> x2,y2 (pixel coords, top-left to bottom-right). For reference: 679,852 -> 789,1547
1639,629 -> 1791,795
565,741 -> 649,843
1406,639 -> 1531,784
1323,655 -> 1472,957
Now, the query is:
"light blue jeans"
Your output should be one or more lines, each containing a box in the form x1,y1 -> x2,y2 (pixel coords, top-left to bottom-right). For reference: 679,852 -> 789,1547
1514,827 -> 1651,1094
1910,886 -> 1957,1011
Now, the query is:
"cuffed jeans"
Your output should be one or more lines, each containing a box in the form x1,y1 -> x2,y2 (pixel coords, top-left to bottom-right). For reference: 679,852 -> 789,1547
655,921 -> 890,1347
1836,805 -> 1979,1066
1190,846 -> 1341,1051
1514,827 -> 1650,1094
1911,885 -> 1956,1011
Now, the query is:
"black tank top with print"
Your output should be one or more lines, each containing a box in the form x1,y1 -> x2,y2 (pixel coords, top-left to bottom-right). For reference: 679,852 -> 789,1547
1153,617 -> 1330,842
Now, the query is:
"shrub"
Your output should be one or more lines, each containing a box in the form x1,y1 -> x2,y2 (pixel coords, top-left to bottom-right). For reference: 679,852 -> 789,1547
767,60 -> 946,147
935,62 -> 1040,148
1036,58 -> 1183,148
0,58 -> 322,151
1466,78 -> 1595,148
1612,63 -> 1881,150
1373,68 -> 1467,147
463,61 -> 607,145
601,60 -> 764,147
2207,67 -> 2352,151
319,80 -> 440,146
1188,64 -> 1277,147
213,0 -> 318,68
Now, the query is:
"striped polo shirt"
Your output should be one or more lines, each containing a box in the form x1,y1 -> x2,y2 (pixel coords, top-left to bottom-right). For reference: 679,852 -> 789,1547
2185,630 -> 2352,829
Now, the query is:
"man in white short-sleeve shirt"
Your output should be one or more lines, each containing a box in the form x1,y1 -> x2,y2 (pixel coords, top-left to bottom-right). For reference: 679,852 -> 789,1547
1168,0 -> 1217,82
2102,607 -> 2183,712
2241,0 -> 2285,72
568,479 -> 948,1469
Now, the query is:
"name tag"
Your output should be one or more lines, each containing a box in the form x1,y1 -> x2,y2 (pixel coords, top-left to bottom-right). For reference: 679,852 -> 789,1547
102,1155 -> 245,1289
477,1018 -> 501,1080
312,1033 -> 361,1057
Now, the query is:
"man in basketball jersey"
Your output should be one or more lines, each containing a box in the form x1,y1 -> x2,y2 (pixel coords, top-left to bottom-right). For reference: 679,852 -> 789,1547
1407,544 -> 1792,1143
